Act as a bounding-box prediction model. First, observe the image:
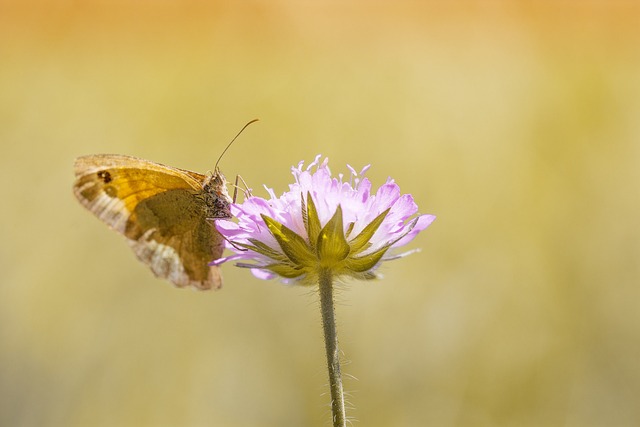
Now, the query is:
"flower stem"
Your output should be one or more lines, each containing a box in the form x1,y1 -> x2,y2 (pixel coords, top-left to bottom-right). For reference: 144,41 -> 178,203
319,268 -> 347,427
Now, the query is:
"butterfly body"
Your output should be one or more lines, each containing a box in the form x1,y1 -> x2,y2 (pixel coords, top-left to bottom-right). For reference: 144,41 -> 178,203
73,154 -> 232,290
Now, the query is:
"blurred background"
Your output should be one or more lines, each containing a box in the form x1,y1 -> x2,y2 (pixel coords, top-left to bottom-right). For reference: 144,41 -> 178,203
1,1 -> 639,426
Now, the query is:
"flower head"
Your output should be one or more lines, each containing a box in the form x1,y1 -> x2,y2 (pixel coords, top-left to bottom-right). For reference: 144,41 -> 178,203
213,155 -> 435,285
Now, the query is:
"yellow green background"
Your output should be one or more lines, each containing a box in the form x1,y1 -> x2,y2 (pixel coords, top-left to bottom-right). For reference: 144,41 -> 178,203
2,1 -> 639,426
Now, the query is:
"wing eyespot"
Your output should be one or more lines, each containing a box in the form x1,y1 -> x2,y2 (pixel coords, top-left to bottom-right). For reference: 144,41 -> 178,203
97,170 -> 112,184
104,185 -> 117,197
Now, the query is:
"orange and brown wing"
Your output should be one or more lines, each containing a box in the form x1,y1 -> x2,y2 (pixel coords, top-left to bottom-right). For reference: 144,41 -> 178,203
73,154 -> 224,290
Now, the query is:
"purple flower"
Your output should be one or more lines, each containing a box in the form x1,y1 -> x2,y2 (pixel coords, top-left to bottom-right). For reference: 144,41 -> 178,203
213,155 -> 435,285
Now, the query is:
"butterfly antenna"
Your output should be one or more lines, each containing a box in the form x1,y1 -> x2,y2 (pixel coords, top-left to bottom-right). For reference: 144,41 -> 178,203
214,119 -> 259,171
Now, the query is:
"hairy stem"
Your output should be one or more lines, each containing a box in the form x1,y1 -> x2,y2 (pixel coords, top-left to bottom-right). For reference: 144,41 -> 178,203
319,268 -> 346,427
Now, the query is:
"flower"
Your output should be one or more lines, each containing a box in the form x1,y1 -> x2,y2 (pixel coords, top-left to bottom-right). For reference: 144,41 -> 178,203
213,155 -> 435,285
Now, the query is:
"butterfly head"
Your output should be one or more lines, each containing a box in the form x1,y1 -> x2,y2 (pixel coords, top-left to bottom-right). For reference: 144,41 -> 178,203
203,168 -> 233,220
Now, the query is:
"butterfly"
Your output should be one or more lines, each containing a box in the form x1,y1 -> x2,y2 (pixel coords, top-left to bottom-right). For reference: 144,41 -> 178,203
73,154 -> 233,290
72,120 -> 256,291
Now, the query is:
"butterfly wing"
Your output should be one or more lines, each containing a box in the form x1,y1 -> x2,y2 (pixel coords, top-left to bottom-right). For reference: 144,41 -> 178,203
73,154 -> 227,290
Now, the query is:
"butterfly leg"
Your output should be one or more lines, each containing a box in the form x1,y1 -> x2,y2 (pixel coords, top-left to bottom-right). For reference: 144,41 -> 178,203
231,175 -> 252,203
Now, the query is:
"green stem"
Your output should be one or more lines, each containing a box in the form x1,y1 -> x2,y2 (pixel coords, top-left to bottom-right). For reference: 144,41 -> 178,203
319,268 -> 347,427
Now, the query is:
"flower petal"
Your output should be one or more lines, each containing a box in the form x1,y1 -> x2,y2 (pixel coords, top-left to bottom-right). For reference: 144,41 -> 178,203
392,214 -> 436,247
